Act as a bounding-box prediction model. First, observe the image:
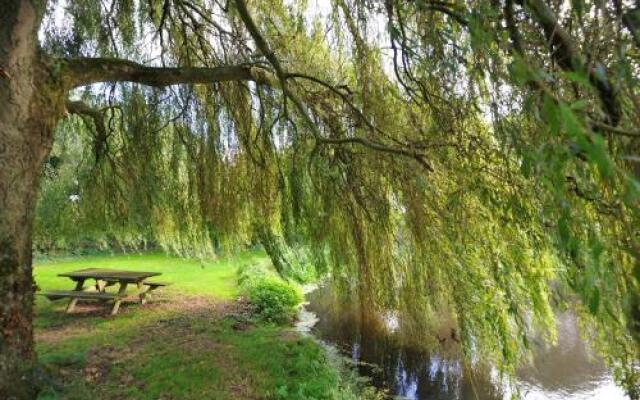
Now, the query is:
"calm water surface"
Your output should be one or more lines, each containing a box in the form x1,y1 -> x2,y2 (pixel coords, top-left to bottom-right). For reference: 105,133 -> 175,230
305,285 -> 629,400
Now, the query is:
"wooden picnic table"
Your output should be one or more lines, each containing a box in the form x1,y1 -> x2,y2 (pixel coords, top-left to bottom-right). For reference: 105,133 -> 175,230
42,268 -> 168,315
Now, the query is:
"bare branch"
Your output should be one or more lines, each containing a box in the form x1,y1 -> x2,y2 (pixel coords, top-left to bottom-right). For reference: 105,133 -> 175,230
423,3 -> 468,26
285,72 -> 381,135
589,120 -> 640,138
316,136 -> 434,171
65,100 -> 116,160
62,57 -> 276,88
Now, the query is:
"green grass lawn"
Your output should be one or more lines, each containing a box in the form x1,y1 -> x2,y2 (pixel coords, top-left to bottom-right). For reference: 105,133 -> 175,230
34,251 -> 370,400
34,250 -> 268,300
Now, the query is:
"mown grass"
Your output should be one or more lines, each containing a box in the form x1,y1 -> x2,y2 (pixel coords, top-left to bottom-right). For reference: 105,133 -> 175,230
34,250 -> 267,300
34,251 -> 370,400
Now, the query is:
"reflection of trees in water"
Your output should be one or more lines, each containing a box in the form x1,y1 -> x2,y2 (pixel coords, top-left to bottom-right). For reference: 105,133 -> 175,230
516,312 -> 609,392
307,287 -> 504,400
308,287 -> 625,400
375,345 -> 502,400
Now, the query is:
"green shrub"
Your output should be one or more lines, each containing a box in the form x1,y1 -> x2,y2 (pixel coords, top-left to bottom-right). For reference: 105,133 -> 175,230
244,277 -> 303,324
237,261 -> 277,287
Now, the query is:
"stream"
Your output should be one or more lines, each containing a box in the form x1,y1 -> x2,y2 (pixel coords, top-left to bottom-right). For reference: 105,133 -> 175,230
302,285 -> 629,400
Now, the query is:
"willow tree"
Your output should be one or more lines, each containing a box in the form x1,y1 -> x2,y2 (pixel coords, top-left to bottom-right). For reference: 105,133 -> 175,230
2,0 -> 640,399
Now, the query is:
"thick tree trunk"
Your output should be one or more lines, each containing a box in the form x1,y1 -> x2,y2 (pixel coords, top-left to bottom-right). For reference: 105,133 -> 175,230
0,1 -> 54,399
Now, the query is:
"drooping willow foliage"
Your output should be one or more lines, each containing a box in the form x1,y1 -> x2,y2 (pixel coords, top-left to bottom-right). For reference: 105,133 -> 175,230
35,0 -> 639,395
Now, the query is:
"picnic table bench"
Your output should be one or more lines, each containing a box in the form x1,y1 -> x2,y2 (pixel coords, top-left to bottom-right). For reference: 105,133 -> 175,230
40,268 -> 170,315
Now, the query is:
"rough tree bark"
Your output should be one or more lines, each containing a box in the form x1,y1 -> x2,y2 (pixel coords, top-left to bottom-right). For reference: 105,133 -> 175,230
0,1 -> 57,399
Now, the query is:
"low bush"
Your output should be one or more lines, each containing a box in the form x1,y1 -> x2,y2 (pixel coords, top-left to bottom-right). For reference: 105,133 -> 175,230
243,277 -> 303,324
237,261 -> 277,287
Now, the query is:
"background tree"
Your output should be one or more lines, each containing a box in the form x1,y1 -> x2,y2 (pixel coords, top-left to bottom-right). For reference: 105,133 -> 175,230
1,0 -> 639,398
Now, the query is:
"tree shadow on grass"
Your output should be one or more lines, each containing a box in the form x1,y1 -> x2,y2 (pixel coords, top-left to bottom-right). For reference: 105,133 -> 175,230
35,295 -> 259,400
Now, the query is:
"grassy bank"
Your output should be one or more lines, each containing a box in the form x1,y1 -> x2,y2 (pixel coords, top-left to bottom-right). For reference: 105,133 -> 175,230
34,252 -> 372,399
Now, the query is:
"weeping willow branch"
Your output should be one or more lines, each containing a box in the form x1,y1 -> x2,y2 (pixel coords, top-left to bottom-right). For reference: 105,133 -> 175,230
504,0 -> 524,54
60,1 -> 437,173
420,1 -> 468,26
234,0 -> 433,171
285,72 -> 379,133
65,100 -> 117,160
589,120 -> 640,138
317,136 -> 434,171
523,0 -> 621,125
233,0 -> 287,83
622,8 -> 640,48
62,57 -> 276,88
613,0 -> 640,49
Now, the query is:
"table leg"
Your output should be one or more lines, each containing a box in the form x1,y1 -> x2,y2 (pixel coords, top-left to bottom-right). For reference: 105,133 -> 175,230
110,282 -> 128,315
95,279 -> 106,292
65,298 -> 78,313
137,281 -> 148,304
73,278 -> 85,291
66,278 -> 85,313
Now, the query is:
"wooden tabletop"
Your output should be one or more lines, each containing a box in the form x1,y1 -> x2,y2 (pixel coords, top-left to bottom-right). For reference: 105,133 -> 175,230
58,268 -> 161,282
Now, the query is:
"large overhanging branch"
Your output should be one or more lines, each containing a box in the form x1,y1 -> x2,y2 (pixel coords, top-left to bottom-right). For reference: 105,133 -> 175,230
54,6 -> 433,171
62,57 -> 276,88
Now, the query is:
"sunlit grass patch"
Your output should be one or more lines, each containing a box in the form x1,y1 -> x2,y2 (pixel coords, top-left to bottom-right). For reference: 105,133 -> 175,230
34,251 -> 375,400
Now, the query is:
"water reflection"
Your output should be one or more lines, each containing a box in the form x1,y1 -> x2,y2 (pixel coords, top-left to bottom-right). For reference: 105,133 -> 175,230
306,286 -> 628,400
